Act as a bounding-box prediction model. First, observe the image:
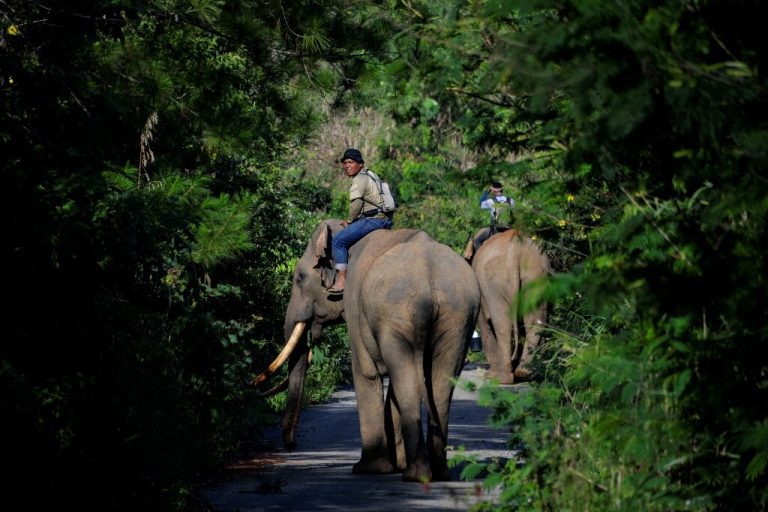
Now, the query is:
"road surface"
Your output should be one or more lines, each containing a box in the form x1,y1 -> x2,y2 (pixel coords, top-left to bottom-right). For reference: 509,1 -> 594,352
201,363 -> 522,511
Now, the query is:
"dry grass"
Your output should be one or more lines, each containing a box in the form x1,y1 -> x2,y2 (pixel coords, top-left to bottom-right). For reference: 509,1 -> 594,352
292,107 -> 396,185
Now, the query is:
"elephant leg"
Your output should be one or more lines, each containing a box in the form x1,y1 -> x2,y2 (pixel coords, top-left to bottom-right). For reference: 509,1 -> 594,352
476,311 -> 498,371
424,333 -> 465,482
514,304 -> 547,381
383,342 -> 430,482
350,345 -> 393,475
384,384 -> 406,472
425,399 -> 451,482
484,300 -> 515,384
390,373 -> 429,482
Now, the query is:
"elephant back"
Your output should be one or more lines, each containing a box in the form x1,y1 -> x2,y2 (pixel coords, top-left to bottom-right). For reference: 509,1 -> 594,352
351,231 -> 480,332
346,228 -> 423,283
472,230 -> 549,299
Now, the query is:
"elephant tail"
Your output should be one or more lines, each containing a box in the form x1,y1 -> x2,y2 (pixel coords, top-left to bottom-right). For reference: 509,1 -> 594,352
412,338 -> 427,407
510,259 -> 523,363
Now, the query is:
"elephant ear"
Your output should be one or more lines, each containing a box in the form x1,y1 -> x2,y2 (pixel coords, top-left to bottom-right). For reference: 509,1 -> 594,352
314,221 -> 336,288
462,235 -> 476,263
315,222 -> 332,260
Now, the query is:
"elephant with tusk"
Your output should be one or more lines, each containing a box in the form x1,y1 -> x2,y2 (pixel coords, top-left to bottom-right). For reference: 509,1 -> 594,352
253,219 -> 480,482
464,228 -> 550,384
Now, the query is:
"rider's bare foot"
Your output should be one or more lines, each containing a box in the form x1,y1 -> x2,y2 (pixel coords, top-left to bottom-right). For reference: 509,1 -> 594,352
328,269 -> 346,294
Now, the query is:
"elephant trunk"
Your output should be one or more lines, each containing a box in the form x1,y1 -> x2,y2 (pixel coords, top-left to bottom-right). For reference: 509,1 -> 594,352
281,325 -> 311,451
250,318 -> 312,450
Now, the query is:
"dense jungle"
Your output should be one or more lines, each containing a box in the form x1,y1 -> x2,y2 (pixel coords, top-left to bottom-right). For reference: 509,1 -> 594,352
1,1 -> 766,510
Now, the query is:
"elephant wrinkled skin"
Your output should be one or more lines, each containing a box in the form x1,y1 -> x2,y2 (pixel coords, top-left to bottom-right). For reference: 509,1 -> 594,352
465,229 -> 550,384
259,220 -> 480,483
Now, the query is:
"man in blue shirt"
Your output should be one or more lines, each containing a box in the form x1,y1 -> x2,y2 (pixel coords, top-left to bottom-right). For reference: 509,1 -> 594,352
466,181 -> 515,260
479,181 -> 514,218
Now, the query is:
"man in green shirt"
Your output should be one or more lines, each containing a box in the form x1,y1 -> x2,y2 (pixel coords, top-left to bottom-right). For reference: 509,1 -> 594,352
328,148 -> 393,294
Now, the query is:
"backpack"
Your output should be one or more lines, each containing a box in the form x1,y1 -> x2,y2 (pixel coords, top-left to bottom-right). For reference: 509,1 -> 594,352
362,170 -> 397,216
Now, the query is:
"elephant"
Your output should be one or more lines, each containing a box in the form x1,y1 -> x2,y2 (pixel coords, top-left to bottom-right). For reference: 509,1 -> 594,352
463,228 -> 550,384
253,219 -> 480,482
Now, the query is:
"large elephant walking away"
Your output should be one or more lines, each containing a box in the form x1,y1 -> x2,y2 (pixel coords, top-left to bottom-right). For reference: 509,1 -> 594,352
253,220 -> 480,483
464,229 -> 550,384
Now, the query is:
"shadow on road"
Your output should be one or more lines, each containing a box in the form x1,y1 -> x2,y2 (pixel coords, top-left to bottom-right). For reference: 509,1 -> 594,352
201,365 -> 521,511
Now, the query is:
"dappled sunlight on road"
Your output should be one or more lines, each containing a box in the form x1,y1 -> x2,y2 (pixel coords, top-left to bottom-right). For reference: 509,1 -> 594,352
202,366 -> 522,511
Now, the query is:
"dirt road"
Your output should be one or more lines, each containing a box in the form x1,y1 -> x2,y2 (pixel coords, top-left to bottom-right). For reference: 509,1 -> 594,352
201,363 -> 520,511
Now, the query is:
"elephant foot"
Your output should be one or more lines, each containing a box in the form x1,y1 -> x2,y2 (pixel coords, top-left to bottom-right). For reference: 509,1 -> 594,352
353,457 -> 395,475
488,369 -> 514,385
514,366 -> 534,382
429,463 -> 452,482
282,430 -> 297,452
402,461 -> 432,483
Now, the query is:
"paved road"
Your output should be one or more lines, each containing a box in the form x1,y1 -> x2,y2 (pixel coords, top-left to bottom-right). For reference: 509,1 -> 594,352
201,363 -> 521,511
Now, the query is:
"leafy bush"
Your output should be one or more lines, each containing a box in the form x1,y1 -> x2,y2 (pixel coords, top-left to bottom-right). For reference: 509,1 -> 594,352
366,1 -> 768,510
1,1 -> 387,510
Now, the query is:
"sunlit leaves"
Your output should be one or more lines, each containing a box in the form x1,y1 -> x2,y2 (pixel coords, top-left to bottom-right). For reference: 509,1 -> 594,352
1,1 -> 389,510
191,193 -> 256,267
389,0 -> 768,510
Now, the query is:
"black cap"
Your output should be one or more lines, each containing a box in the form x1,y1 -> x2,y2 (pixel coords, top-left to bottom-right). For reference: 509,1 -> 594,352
340,148 -> 364,164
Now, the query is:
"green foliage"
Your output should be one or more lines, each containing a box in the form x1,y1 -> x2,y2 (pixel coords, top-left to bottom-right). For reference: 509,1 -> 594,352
283,0 -> 767,507
0,0 -> 390,510
191,193 -> 256,267
4,0 -> 768,510
364,0 -> 768,511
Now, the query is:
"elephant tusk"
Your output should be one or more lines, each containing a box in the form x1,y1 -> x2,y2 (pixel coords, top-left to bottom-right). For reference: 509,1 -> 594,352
257,379 -> 288,397
256,349 -> 313,398
251,321 -> 307,387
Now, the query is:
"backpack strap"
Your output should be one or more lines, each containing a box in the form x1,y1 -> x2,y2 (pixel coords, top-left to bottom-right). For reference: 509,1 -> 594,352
360,170 -> 385,212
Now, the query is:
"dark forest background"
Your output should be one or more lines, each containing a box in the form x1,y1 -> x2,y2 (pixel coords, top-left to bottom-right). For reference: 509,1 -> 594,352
2,1 -> 766,510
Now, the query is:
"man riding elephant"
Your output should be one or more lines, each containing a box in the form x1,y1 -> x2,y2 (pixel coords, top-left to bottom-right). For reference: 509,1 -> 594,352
328,148 -> 393,294
464,229 -> 550,384
253,220 -> 480,482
